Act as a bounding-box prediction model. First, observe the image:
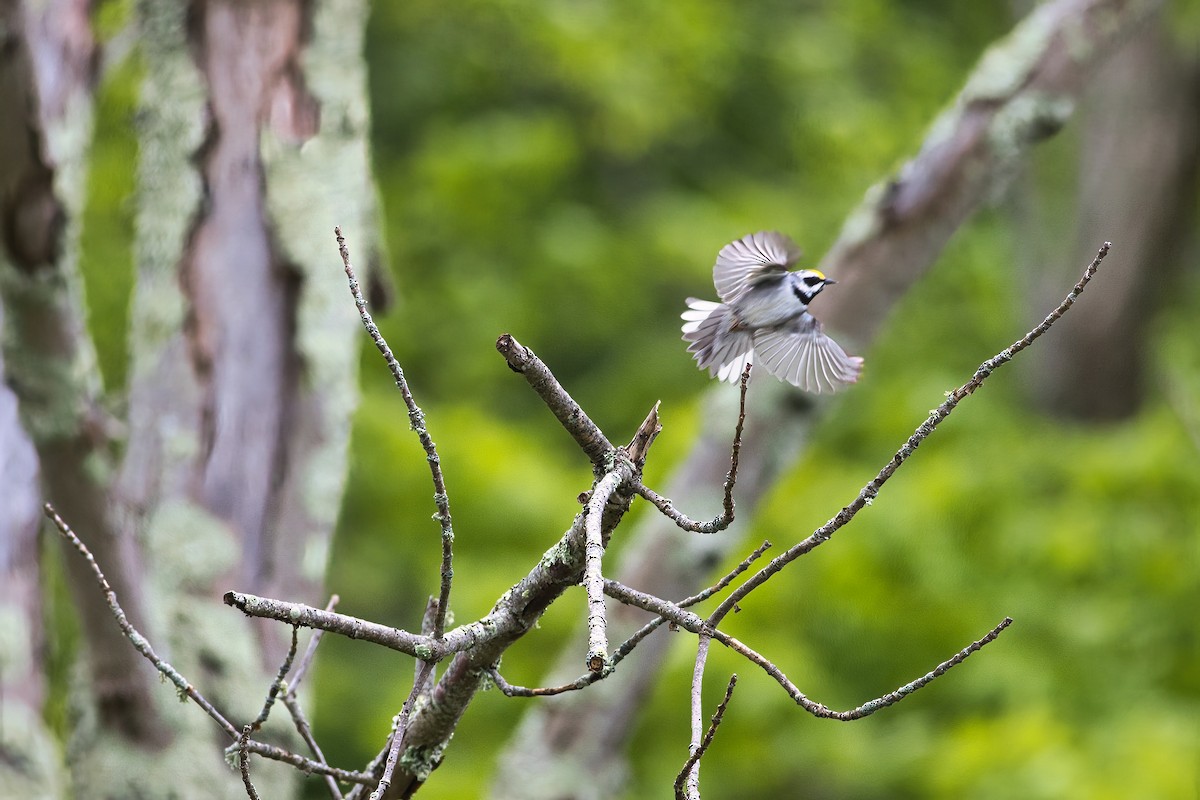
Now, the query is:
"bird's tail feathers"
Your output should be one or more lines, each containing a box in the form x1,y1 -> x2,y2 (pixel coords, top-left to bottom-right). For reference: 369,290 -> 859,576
681,300 -> 754,383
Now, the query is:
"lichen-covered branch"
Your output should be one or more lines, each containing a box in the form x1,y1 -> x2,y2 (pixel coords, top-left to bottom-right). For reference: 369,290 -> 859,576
338,228 -> 456,638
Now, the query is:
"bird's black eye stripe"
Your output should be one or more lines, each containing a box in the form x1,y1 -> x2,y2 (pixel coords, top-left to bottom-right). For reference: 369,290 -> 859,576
802,275 -> 823,287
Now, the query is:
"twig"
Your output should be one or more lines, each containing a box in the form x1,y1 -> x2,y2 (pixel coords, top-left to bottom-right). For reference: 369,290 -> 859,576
708,243 -> 1112,626
636,363 -> 751,533
241,742 -> 373,787
370,660 -> 436,800
249,625 -> 298,731
223,591 -> 429,656
45,503 -> 240,739
47,504 -> 373,786
584,470 -> 623,672
675,674 -> 738,800
603,580 -> 1014,719
289,594 -> 340,694
495,333 -> 614,469
282,695 -> 344,800
239,725 -> 262,800
284,595 -> 344,800
718,618 -> 1014,720
337,227 -> 455,639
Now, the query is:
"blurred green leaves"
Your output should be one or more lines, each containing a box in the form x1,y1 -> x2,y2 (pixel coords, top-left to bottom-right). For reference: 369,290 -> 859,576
74,1 -> 1200,798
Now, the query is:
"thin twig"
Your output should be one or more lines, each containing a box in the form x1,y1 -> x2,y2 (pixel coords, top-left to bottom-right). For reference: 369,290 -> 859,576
47,504 -> 371,785
604,578 -> 1014,720
337,227 -> 455,639
283,695 -> 344,800
636,363 -> 751,533
716,618 -> 1014,720
584,470 -> 623,672
250,625 -> 298,731
370,660 -> 436,800
283,595 -> 344,800
44,503 -> 240,739
289,594 -> 340,694
223,591 -> 429,656
239,725 -> 262,800
708,243 -> 1112,626
674,674 -> 738,800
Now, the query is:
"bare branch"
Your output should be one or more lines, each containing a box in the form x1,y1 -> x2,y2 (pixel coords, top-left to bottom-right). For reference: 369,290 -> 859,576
370,660 -> 436,800
238,725 -> 262,800
337,227 -> 455,639
604,579 -> 1014,720
48,503 -> 372,785
282,694 -> 344,800
490,542 -> 771,698
675,674 -> 738,800
249,625 -> 298,731
708,243 -> 1112,626
238,743 -> 373,788
496,333 -> 614,469
584,470 -> 624,672
289,594 -> 340,694
223,591 -> 430,657
45,503 -> 241,739
637,363 -> 751,533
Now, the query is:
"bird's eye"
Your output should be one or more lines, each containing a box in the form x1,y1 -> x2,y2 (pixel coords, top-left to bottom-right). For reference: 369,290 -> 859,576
802,274 -> 823,287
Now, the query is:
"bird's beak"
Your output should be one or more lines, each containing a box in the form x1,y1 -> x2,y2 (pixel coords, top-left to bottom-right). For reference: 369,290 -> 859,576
824,278 -> 837,285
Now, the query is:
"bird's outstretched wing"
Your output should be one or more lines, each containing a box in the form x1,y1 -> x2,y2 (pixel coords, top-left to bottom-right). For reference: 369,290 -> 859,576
713,231 -> 802,304
752,314 -> 863,394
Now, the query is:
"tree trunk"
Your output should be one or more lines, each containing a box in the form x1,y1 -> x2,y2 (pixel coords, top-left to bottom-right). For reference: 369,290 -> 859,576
0,0 -> 379,795
1026,11 -> 1199,419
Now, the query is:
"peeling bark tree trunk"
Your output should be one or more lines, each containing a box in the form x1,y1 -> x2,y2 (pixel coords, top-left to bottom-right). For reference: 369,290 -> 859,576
0,0 -> 379,796
0,1 -> 166,794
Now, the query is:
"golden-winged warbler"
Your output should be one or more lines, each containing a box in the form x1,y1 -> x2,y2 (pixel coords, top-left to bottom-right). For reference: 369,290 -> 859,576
682,231 -> 863,393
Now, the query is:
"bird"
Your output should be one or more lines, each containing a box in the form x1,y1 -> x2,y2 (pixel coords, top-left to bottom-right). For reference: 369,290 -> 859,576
681,231 -> 863,394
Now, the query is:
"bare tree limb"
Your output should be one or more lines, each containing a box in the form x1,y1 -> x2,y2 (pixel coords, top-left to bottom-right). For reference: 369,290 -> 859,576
338,227 -> 456,639
45,503 -> 241,741
707,243 -> 1111,624
496,333 -> 614,470
636,364 -> 751,534
584,469 -> 624,671
239,725 -> 262,800
603,579 -> 1014,720
488,541 -> 771,698
492,4 -> 1157,788
48,503 -> 374,787
675,674 -> 738,800
223,591 -> 429,655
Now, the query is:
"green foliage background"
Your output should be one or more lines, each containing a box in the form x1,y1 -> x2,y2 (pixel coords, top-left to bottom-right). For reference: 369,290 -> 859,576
79,1 -> 1200,798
